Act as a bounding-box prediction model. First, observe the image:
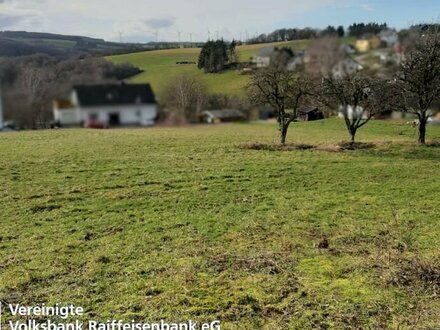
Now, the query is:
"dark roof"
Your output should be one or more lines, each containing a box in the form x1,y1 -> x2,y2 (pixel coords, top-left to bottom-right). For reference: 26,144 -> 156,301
73,84 -> 156,106
298,106 -> 319,114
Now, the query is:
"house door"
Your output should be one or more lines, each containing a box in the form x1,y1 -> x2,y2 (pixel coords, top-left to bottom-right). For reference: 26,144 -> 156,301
109,113 -> 121,126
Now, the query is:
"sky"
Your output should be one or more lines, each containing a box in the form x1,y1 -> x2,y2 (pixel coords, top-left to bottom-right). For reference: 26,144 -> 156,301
0,0 -> 439,43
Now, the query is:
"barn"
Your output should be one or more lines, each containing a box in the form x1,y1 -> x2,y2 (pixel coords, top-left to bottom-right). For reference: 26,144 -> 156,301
297,106 -> 324,121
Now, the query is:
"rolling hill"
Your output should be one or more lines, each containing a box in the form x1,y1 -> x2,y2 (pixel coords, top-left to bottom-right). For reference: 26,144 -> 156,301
0,31 -> 153,58
107,38 -> 355,98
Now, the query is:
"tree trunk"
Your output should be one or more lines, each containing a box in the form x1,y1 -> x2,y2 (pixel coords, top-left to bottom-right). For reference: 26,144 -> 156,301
418,120 -> 426,145
280,124 -> 288,145
350,133 -> 356,144
349,126 -> 357,144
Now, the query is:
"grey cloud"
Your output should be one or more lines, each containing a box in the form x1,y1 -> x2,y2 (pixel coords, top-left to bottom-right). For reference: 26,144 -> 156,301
144,17 -> 175,29
0,14 -> 29,27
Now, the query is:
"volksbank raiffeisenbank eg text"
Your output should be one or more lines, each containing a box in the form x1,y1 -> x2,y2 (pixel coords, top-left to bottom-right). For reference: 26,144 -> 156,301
0,304 -> 221,330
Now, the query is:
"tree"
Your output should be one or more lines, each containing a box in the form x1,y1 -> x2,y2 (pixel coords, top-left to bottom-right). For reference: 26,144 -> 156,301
306,38 -> 345,78
162,74 -> 207,122
337,26 -> 345,38
248,57 -> 313,144
348,22 -> 388,37
320,72 -> 390,143
394,26 -> 440,145
197,40 -> 229,73
228,40 -> 239,64
320,26 -> 337,37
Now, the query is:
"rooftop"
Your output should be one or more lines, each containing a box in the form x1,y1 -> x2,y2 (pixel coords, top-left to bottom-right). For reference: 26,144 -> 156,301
73,83 -> 156,107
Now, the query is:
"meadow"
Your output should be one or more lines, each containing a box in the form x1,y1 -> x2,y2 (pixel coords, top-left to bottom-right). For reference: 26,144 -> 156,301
1,119 -> 440,329
107,38 -> 355,98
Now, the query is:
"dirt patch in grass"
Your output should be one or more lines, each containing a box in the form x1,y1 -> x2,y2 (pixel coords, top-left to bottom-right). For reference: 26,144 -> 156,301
427,140 -> 440,147
208,252 -> 296,274
379,255 -> 440,291
239,141 -> 379,152
238,142 -> 316,151
335,141 -> 376,151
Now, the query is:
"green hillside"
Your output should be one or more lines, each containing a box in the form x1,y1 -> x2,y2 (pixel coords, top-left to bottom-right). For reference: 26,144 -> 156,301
108,38 -> 355,98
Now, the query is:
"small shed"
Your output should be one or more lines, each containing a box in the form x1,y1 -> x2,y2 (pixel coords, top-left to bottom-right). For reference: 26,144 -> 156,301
201,109 -> 246,124
297,106 -> 324,121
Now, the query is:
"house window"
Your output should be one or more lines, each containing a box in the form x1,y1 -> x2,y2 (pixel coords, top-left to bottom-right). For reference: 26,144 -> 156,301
89,113 -> 98,121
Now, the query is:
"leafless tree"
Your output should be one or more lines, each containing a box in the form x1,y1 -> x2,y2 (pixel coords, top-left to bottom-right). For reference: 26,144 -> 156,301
162,74 -> 207,122
394,26 -> 440,144
306,37 -> 345,78
320,72 -> 391,143
248,60 -> 314,144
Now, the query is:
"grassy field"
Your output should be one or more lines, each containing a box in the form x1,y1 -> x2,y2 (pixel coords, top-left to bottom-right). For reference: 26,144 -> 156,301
107,38 -> 355,98
1,119 -> 440,329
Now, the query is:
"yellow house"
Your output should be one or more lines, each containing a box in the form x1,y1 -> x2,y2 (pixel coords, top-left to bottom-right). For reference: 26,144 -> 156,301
355,39 -> 370,52
355,35 -> 383,53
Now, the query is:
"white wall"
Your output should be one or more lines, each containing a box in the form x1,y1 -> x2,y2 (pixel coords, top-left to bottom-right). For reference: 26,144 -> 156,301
54,108 -> 80,126
79,104 -> 157,126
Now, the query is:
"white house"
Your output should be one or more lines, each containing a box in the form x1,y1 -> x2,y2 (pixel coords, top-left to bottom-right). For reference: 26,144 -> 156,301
338,105 -> 369,120
332,58 -> 363,78
53,83 -> 158,127
379,29 -> 399,48
254,47 -> 274,68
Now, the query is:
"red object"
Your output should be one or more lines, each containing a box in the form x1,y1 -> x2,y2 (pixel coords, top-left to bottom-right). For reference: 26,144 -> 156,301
84,120 -> 107,129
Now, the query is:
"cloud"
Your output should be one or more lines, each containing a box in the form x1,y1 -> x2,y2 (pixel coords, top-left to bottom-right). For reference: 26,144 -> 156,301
360,3 -> 374,12
0,0 -> 341,41
144,17 -> 175,29
0,13 -> 39,30
0,13 -> 28,27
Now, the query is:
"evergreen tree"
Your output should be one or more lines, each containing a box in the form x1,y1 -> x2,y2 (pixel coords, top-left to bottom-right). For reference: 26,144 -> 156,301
197,40 -> 230,73
337,26 -> 345,37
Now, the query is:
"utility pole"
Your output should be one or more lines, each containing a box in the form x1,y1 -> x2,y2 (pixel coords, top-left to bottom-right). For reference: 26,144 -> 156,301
208,30 -> 211,41
119,31 -> 123,43
177,30 -> 182,47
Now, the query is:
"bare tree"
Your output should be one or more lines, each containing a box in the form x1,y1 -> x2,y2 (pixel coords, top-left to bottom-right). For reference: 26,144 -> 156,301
248,59 -> 313,144
306,37 -> 345,78
163,74 -> 207,122
16,66 -> 55,128
395,26 -> 440,145
320,72 -> 390,143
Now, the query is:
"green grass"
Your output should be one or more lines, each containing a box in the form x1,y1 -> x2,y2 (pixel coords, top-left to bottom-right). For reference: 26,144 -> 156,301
1,119 -> 440,329
107,38 -> 355,98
